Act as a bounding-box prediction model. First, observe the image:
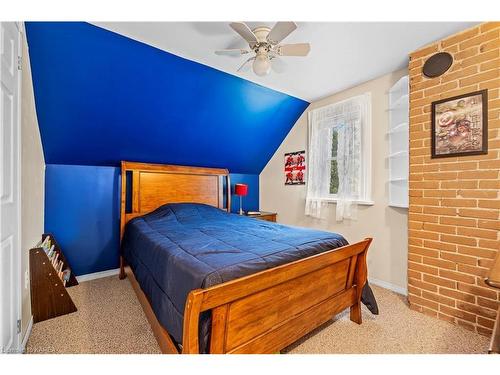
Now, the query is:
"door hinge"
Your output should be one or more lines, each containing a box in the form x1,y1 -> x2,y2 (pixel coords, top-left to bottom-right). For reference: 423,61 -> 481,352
17,56 -> 22,70
17,319 -> 21,334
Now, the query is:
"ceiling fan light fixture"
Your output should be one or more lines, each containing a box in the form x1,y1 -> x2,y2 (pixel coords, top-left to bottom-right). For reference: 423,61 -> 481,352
252,54 -> 271,76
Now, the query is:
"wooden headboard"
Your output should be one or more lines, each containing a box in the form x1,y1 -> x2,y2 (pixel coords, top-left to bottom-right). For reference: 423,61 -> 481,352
120,161 -> 230,238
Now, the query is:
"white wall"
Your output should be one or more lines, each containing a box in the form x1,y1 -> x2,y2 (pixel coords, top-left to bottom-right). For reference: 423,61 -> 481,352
260,69 -> 408,293
20,24 -> 45,336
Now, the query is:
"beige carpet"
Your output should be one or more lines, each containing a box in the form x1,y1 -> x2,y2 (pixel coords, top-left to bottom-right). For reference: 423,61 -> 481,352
26,276 -> 489,354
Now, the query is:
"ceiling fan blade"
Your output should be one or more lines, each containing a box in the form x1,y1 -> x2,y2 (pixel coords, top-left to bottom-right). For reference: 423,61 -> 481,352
214,49 -> 250,56
270,56 -> 287,74
267,22 -> 297,45
230,22 -> 258,46
237,57 -> 255,72
278,43 -> 311,56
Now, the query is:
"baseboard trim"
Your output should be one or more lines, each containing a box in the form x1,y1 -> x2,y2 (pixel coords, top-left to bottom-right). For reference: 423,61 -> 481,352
21,315 -> 33,353
369,277 -> 407,296
76,268 -> 120,283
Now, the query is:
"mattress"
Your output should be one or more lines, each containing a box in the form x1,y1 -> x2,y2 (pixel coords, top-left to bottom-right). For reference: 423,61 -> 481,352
121,203 -> 354,351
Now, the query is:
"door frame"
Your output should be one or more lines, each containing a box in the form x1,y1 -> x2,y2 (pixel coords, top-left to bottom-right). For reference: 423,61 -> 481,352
15,21 -> 23,353
0,21 -> 23,353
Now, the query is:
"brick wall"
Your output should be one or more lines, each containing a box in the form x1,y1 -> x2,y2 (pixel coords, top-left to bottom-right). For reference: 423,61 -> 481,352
408,22 -> 500,336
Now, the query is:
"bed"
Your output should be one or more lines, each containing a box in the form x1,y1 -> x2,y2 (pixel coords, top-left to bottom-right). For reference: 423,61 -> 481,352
119,161 -> 373,354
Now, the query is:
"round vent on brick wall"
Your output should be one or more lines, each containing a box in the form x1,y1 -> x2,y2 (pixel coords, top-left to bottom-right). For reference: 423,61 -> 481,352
423,52 -> 453,78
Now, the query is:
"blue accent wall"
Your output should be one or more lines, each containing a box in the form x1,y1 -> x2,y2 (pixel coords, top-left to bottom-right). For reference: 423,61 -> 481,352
27,22 -> 308,275
45,164 -> 121,276
26,22 -> 308,173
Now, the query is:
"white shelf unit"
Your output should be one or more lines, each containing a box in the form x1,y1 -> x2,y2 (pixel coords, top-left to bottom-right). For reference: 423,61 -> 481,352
388,75 -> 409,208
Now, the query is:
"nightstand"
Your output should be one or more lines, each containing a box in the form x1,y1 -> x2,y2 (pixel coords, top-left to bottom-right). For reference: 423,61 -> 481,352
246,211 -> 277,222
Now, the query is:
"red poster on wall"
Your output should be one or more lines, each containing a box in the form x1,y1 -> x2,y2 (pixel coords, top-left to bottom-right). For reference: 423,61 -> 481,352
284,150 -> 306,185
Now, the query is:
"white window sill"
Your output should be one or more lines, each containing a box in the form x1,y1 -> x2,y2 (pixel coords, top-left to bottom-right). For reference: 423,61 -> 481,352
314,198 -> 375,206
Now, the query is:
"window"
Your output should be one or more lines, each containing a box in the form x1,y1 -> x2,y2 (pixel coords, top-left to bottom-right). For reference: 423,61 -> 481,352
305,93 -> 372,221
329,129 -> 339,195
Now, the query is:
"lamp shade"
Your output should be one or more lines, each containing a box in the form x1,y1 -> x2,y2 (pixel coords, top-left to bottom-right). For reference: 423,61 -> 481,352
234,183 -> 248,196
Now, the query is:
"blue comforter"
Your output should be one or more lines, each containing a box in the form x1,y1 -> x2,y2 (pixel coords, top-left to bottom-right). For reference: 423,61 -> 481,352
121,203 -> 349,349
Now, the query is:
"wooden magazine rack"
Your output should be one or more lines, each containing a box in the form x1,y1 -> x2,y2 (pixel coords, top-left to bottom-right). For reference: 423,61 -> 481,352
29,233 -> 78,323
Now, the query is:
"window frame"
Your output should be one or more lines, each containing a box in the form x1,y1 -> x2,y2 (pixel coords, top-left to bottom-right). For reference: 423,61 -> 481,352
309,93 -> 373,205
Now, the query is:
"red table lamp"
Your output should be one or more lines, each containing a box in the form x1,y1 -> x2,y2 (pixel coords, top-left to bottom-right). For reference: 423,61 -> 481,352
234,183 -> 248,215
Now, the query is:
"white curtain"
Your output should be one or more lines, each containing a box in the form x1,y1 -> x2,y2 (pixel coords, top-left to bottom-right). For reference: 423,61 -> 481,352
305,110 -> 331,218
305,94 -> 368,221
336,118 -> 361,221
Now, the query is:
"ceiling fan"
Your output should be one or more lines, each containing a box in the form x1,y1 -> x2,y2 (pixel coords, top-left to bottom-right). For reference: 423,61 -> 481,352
215,22 -> 311,76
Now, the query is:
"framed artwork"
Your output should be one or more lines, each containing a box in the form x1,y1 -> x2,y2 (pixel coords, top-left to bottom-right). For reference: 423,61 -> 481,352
431,89 -> 488,158
284,150 -> 306,185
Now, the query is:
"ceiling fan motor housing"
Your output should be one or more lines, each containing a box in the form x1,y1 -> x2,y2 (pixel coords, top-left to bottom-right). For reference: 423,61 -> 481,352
252,27 -> 271,43
252,27 -> 273,57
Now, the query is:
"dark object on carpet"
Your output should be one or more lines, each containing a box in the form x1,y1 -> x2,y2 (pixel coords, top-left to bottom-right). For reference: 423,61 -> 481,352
361,283 -> 379,315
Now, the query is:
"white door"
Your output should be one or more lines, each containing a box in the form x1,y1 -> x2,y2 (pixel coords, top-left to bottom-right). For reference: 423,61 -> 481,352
0,22 -> 22,354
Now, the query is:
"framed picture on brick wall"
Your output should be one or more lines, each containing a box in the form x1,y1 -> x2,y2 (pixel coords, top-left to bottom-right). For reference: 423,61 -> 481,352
431,89 -> 488,158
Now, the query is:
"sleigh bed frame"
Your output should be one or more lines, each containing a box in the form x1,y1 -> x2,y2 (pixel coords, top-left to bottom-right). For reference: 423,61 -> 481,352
119,161 -> 372,354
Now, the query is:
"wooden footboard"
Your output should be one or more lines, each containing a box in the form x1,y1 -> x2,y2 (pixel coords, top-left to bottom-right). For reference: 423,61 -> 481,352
181,238 -> 372,354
